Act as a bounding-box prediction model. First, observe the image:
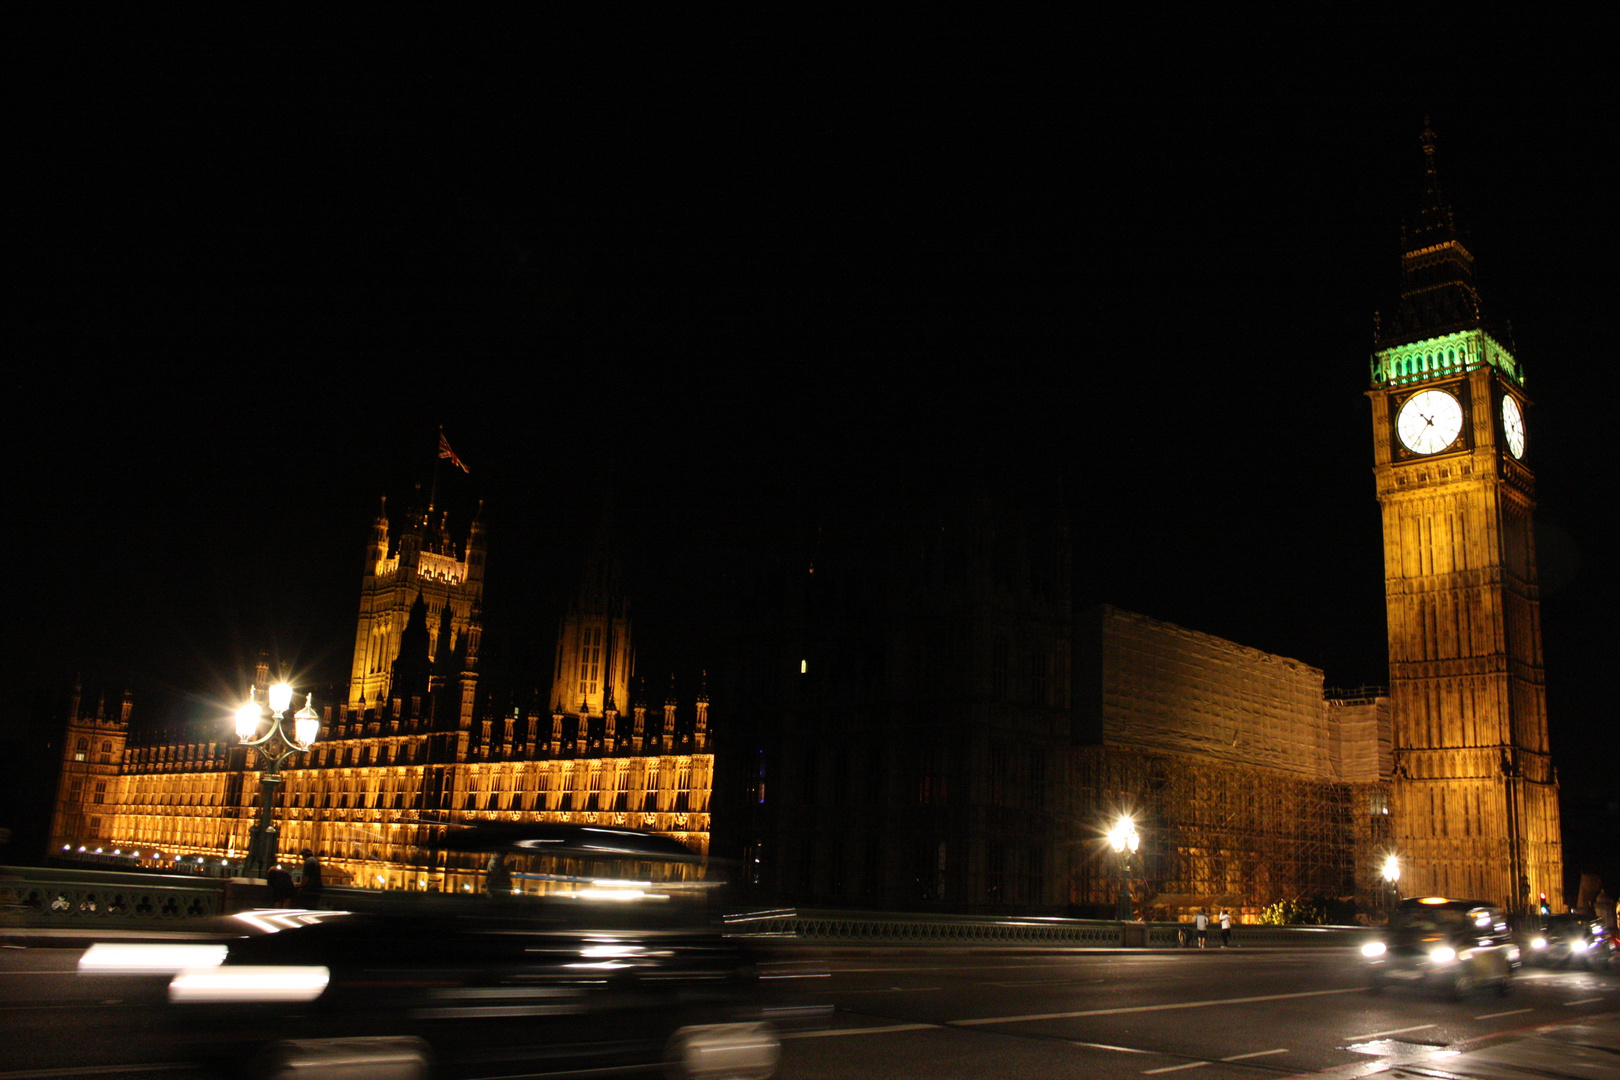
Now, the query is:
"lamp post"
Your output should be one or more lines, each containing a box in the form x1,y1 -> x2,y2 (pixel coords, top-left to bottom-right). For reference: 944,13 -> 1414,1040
1381,854 -> 1401,918
1108,815 -> 1141,922
235,683 -> 319,878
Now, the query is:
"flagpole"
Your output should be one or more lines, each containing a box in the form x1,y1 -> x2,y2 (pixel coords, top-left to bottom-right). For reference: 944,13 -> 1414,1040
428,426 -> 443,511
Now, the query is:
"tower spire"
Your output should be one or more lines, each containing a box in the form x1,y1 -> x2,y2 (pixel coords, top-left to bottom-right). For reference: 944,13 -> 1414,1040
1376,123 -> 1483,349
1410,119 -> 1459,246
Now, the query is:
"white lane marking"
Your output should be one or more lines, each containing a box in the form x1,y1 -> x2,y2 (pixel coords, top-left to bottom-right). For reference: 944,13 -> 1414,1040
827,961 -> 1084,974
1073,1042 -> 1154,1054
1347,1023 -> 1436,1040
953,985 -> 1362,1026
1565,997 -> 1605,1006
1474,1007 -> 1533,1019
782,1023 -> 940,1039
1143,1048 -> 1288,1074
987,978 -> 1085,987
830,986 -> 941,994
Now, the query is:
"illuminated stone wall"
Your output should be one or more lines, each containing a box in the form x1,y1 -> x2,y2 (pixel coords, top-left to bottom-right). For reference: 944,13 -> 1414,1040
48,686 -> 131,853
348,499 -> 486,711
78,699 -> 714,890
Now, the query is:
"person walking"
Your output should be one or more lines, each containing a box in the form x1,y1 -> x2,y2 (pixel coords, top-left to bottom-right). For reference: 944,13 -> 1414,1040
266,864 -> 296,906
299,849 -> 324,907
1219,909 -> 1233,948
1194,909 -> 1209,948
484,852 -> 514,897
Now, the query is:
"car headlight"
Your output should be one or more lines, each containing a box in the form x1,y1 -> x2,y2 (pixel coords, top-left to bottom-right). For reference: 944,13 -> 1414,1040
1531,936 -> 1547,950
1573,940 -> 1590,953
1429,946 -> 1456,963
169,966 -> 330,1003
1361,941 -> 1386,958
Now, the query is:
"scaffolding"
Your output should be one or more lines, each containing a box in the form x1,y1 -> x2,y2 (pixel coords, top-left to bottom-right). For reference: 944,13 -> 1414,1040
1071,744 -> 1391,919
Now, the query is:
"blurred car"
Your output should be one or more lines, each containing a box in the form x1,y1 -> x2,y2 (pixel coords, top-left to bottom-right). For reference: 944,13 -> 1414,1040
1363,897 -> 1518,998
1526,914 -> 1609,971
84,824 -> 789,1080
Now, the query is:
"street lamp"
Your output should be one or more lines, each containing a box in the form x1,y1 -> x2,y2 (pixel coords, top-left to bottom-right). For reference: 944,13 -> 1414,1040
1108,815 -> 1141,921
235,682 -> 319,878
1381,854 -> 1401,917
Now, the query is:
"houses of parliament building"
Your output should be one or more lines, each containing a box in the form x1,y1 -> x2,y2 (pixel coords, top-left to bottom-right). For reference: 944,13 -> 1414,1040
50,498 -> 716,894
49,129 -> 1564,914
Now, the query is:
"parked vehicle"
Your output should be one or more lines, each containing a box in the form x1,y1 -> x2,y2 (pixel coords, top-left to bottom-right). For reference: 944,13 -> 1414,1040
1363,897 -> 1518,998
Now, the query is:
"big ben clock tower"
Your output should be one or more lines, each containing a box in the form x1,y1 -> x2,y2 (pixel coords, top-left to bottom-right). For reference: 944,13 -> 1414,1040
1369,126 -> 1563,913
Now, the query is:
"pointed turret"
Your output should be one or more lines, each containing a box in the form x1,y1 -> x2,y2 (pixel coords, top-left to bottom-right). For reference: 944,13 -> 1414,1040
1371,124 -> 1524,388
1378,123 -> 1486,348
548,503 -> 632,722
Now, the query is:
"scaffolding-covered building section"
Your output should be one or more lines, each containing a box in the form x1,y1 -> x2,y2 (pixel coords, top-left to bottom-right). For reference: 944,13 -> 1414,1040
1068,607 -> 1392,918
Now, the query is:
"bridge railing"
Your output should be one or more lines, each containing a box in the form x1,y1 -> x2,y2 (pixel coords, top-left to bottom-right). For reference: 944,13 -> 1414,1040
723,908 -> 1374,948
1,865 -> 235,928
4,866 -> 1373,948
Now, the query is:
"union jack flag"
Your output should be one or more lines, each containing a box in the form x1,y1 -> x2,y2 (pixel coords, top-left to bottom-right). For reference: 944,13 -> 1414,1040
438,430 -> 469,473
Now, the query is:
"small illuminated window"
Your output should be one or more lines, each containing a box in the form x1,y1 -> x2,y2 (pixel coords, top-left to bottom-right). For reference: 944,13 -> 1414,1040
800,660 -> 807,674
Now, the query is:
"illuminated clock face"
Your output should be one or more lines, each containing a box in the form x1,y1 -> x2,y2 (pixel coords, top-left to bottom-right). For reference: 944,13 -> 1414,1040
1396,389 -> 1464,455
1501,395 -> 1525,459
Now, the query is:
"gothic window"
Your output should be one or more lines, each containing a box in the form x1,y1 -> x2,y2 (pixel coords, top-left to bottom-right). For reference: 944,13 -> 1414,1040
578,626 -> 603,699
675,765 -> 692,812
1024,846 -> 1044,903
918,746 -> 948,806
75,738 -> 88,762
992,636 -> 1009,699
986,846 -> 1005,902
1026,749 -> 1046,812
643,766 -> 660,813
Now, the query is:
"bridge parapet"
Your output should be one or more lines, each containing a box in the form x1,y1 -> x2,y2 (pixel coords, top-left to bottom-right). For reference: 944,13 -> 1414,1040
1,866 -> 240,930
4,867 -> 1376,949
723,908 -> 1375,948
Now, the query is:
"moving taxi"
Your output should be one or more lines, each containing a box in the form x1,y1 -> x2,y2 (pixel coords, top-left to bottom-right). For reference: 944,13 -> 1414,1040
1363,896 -> 1519,998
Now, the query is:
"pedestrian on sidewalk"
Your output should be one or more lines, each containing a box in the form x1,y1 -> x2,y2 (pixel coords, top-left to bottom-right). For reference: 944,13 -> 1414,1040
1195,909 -> 1209,948
1219,909 -> 1233,948
299,849 -> 324,908
266,864 -> 296,906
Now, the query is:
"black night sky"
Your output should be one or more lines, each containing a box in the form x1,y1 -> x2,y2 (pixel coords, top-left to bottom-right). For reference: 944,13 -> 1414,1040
10,15 -> 1614,889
